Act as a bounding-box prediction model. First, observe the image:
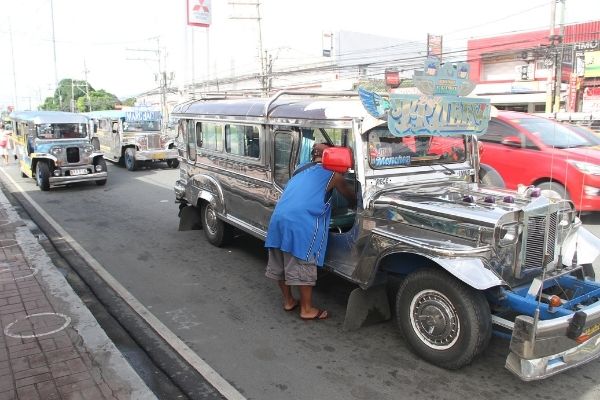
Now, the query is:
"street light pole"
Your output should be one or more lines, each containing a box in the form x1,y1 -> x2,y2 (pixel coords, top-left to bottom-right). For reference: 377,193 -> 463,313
545,0 -> 556,113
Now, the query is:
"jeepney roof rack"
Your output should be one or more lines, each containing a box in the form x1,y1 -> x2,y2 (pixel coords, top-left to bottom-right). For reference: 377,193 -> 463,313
264,90 -> 359,117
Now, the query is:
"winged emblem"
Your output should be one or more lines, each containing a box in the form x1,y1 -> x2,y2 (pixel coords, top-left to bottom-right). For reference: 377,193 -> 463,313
358,87 -> 390,119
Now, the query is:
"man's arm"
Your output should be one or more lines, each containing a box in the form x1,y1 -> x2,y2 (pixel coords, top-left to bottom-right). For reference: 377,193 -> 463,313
328,172 -> 356,207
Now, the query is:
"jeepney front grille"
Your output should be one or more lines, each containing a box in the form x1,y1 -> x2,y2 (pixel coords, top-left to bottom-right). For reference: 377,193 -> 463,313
66,147 -> 80,163
523,212 -> 558,269
147,134 -> 161,150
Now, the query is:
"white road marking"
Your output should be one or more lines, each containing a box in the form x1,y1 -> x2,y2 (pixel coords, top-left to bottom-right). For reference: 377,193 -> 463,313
0,168 -> 246,400
4,312 -> 71,339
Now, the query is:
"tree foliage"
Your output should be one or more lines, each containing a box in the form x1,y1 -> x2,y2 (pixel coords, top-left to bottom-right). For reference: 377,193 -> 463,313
39,79 -> 121,112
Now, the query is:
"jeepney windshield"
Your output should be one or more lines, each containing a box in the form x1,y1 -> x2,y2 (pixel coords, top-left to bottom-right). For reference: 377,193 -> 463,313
367,126 -> 467,169
123,120 -> 161,132
36,123 -> 88,139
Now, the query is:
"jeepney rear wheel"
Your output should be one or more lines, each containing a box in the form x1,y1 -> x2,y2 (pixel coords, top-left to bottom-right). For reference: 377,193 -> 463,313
124,148 -> 137,171
396,268 -> 491,370
36,162 -> 51,191
166,159 -> 179,168
95,158 -> 107,186
201,202 -> 232,247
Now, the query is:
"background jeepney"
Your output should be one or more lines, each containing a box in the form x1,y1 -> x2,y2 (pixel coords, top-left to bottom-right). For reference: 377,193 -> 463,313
10,111 -> 107,191
86,109 -> 179,171
172,85 -> 600,381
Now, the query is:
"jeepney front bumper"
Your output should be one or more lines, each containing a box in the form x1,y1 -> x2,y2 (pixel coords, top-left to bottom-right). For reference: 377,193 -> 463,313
50,171 -> 107,186
134,148 -> 178,161
506,300 -> 600,380
174,179 -> 186,202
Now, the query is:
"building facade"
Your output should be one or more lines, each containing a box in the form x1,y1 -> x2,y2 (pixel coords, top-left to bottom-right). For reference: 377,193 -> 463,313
467,20 -> 600,113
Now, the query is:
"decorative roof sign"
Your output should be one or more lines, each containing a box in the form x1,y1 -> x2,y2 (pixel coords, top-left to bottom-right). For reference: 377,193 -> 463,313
125,110 -> 161,122
359,57 -> 491,137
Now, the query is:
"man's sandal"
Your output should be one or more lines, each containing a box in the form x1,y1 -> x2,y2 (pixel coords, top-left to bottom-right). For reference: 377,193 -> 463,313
300,309 -> 329,320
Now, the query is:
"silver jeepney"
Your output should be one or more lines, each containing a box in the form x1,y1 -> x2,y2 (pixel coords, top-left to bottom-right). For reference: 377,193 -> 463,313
172,89 -> 600,381
86,109 -> 179,171
10,111 -> 107,190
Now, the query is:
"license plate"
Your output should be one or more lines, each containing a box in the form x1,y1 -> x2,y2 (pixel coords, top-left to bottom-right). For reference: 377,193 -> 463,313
152,152 -> 166,160
70,169 -> 88,176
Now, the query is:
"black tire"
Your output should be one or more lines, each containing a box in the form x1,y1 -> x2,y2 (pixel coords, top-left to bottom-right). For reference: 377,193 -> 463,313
95,158 -> 107,186
200,202 -> 232,247
479,164 -> 505,188
91,137 -> 100,151
396,268 -> 492,370
36,162 -> 51,191
536,181 -> 569,200
21,171 -> 27,178
124,148 -> 137,171
166,158 -> 179,168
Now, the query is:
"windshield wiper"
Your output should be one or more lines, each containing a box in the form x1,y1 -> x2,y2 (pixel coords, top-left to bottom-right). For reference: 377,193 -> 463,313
433,164 -> 455,175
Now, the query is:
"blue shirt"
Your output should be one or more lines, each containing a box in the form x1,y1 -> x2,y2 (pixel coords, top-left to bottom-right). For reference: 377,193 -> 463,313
265,163 -> 334,267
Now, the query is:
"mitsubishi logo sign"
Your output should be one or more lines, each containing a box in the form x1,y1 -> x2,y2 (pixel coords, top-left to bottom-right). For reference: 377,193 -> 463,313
187,0 -> 211,27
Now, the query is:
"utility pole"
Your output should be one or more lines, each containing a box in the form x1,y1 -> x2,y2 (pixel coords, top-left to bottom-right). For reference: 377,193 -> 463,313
229,1 -> 267,95
126,38 -> 173,130
553,0 -> 566,113
83,60 -> 91,111
8,18 -> 18,111
545,0 -> 556,113
50,0 -> 62,109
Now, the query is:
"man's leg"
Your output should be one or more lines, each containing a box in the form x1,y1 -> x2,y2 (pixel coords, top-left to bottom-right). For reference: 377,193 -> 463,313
298,285 -> 328,319
277,281 -> 297,311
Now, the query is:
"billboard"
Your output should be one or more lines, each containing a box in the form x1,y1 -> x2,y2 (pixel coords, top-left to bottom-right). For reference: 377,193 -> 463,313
187,0 -> 211,27
584,51 -> 600,78
427,34 -> 443,62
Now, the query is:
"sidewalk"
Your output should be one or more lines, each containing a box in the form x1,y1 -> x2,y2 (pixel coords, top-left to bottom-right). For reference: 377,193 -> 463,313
0,186 -> 157,399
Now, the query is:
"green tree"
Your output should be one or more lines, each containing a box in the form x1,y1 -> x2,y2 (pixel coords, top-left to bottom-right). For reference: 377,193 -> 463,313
122,97 -> 136,107
76,90 -> 121,112
39,78 -> 121,112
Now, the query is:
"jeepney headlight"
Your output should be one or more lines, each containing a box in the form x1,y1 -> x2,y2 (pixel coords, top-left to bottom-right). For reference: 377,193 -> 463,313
497,223 -> 519,247
83,145 -> 94,153
567,160 -> 600,176
50,147 -> 63,156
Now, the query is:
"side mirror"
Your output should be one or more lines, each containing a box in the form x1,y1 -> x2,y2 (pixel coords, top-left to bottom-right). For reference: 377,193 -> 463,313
501,136 -> 522,148
322,147 -> 352,173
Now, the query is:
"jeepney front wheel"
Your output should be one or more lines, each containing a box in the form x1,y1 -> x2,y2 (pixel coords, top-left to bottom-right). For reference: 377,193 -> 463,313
200,202 -> 232,247
396,268 -> 491,370
166,158 -> 179,168
36,161 -> 51,191
124,148 -> 137,171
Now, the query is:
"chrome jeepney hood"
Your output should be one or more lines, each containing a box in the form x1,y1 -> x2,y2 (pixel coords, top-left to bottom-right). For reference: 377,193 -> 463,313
372,181 -> 530,230
368,181 -> 599,286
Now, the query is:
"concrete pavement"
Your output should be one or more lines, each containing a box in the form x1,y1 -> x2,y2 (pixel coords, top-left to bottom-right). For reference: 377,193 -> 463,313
0,173 -> 157,400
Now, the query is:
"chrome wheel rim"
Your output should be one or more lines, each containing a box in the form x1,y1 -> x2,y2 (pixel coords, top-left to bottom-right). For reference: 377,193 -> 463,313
409,289 -> 460,350
204,205 -> 218,235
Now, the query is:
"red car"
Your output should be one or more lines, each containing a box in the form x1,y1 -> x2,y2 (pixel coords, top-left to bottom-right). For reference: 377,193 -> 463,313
479,111 -> 600,211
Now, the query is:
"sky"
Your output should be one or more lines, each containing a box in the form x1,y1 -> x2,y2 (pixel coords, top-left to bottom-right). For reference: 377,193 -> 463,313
1,0 -> 599,111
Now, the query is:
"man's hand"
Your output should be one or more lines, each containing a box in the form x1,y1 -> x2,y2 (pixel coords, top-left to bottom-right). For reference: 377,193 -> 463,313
328,172 -> 356,207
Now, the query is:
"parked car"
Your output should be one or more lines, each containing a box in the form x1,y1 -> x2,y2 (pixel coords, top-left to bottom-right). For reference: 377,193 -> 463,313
479,111 -> 600,211
564,123 -> 600,146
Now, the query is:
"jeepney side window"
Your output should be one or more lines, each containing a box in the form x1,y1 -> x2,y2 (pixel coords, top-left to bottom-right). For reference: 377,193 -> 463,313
225,124 -> 260,159
187,120 -> 196,161
197,122 -> 223,151
273,131 -> 293,188
99,119 -> 108,131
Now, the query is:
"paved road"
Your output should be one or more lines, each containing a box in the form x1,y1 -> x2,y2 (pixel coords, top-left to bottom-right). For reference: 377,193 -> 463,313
3,162 -> 600,400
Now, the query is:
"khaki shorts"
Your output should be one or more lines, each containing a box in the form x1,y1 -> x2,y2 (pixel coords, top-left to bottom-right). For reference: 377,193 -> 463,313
265,248 -> 317,286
